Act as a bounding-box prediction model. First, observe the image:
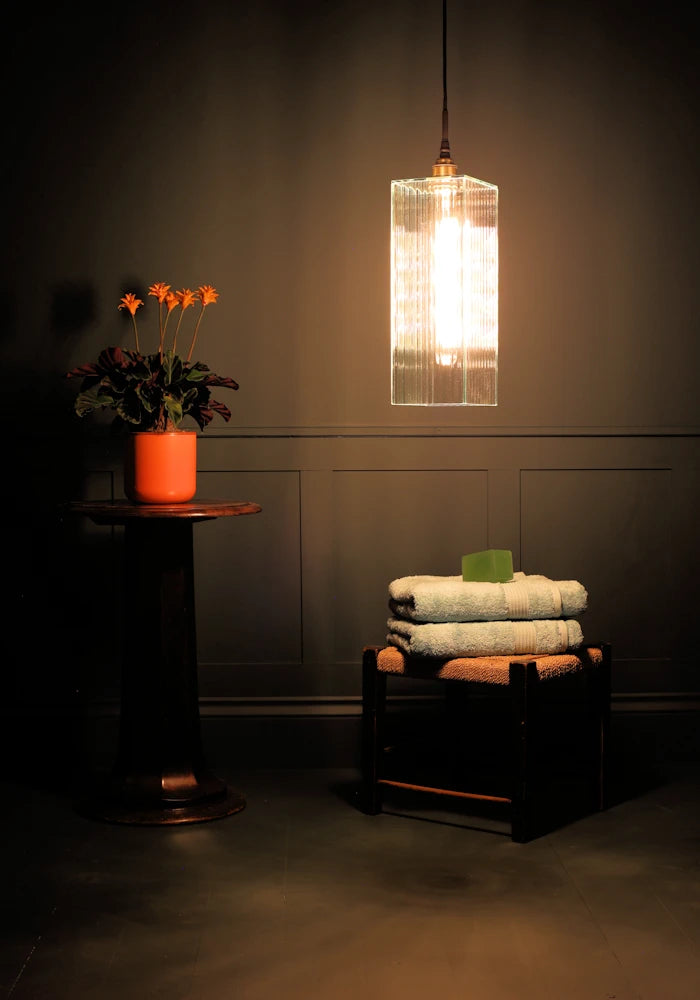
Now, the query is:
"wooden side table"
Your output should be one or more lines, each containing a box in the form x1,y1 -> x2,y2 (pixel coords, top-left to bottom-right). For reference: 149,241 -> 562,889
67,499 -> 262,825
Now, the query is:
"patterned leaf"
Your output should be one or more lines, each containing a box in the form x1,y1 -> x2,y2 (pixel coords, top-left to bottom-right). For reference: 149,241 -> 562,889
74,387 -> 114,416
204,374 -> 239,390
209,399 -> 232,422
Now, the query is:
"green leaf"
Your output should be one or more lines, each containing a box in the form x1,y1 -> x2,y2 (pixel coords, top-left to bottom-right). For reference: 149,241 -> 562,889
136,382 -> 157,412
163,350 -> 184,386
164,394 -> 183,427
184,366 -> 208,383
74,387 -> 115,416
116,390 -> 147,425
115,402 -> 144,425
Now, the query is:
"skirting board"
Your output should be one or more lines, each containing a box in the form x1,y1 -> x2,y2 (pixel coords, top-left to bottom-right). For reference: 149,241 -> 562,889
198,692 -> 700,716
71,693 -> 700,773
6,698 -> 700,783
80,691 -> 700,720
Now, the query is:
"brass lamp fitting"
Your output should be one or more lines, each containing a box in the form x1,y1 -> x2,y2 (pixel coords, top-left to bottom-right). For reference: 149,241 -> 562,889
432,158 -> 458,176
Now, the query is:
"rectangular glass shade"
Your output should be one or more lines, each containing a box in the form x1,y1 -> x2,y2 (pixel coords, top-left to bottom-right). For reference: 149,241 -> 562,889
391,172 -> 498,405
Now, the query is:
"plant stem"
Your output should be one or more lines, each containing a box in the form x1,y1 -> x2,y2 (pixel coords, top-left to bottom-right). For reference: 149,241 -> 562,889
186,305 -> 205,363
131,315 -> 140,353
158,302 -> 164,360
172,309 -> 184,355
162,310 -> 173,353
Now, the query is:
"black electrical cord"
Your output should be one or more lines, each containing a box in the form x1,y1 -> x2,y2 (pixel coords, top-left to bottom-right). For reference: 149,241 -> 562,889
438,0 -> 451,161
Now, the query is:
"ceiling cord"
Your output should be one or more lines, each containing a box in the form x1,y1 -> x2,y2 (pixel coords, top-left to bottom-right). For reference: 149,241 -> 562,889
437,0 -> 453,164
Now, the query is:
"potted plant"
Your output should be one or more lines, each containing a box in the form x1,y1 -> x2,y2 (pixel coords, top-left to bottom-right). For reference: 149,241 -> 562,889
65,282 -> 238,503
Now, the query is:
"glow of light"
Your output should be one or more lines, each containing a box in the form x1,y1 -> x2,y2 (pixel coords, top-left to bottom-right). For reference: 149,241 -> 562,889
433,216 -> 462,365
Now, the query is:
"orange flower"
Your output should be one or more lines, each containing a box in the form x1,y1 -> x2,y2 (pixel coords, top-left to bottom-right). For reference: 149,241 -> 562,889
148,282 -> 171,303
175,288 -> 197,310
118,292 -> 143,351
164,291 -> 179,313
196,285 -> 219,307
118,293 -> 144,316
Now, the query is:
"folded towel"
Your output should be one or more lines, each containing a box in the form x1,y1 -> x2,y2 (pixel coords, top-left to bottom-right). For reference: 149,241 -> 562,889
388,572 -> 587,623
386,617 -> 584,658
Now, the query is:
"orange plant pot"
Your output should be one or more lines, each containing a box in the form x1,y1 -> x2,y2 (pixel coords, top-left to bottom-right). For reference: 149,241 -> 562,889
124,431 -> 197,504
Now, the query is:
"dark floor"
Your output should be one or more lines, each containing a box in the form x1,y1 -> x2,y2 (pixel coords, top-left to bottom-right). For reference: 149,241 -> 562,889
2,745 -> 700,1000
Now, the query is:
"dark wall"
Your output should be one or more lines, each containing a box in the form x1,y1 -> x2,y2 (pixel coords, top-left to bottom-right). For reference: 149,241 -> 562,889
4,0 -> 699,429
4,0 -> 699,777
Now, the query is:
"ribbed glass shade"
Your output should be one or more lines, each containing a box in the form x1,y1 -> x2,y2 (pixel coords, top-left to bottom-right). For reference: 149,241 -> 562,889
391,172 -> 498,405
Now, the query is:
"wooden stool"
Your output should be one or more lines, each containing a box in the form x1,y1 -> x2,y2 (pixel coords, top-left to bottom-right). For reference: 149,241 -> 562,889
361,643 -> 611,842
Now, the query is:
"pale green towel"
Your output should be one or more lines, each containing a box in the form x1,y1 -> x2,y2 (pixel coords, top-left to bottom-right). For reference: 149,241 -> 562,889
386,617 -> 584,658
388,572 -> 587,623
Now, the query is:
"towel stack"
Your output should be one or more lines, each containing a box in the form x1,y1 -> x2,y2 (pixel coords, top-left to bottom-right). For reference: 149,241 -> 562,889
386,572 -> 588,658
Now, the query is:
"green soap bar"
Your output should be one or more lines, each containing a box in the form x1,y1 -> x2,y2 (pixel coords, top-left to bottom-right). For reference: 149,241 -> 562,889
462,549 -> 514,583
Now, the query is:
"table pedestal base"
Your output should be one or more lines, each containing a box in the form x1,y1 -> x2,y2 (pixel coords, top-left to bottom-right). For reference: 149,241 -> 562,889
76,783 -> 246,826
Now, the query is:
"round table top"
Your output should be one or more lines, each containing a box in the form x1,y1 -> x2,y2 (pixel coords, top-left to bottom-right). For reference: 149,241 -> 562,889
66,499 -> 262,524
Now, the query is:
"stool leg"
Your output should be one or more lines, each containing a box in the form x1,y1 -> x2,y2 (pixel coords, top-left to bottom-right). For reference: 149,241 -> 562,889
361,648 -> 386,815
510,660 -> 539,843
593,643 -> 612,811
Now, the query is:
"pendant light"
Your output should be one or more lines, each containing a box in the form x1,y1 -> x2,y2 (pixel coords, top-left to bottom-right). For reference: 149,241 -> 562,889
391,0 -> 498,406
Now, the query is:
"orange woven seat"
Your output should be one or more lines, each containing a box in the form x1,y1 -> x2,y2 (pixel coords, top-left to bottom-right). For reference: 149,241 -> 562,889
376,645 -> 603,684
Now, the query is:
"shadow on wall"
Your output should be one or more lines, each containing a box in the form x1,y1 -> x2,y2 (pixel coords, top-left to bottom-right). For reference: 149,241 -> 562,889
4,281 -> 120,791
